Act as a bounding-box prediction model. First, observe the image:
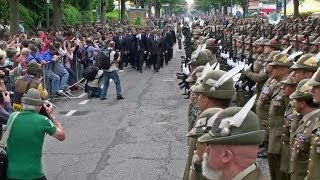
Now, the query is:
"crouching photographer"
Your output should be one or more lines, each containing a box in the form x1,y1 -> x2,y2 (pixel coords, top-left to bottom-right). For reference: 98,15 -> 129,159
6,88 -> 65,180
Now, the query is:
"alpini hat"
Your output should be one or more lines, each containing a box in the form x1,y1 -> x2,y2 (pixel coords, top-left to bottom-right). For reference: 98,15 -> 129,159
290,78 -> 313,100
308,68 -> 320,87
290,54 -> 319,72
265,51 -> 281,62
187,108 -> 222,138
198,105 -> 265,145
21,88 -> 43,106
192,68 -> 236,100
281,72 -> 297,86
269,53 -> 294,67
186,66 -> 204,83
188,50 -> 210,66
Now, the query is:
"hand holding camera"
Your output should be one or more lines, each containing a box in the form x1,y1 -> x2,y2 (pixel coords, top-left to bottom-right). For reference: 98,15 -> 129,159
2,91 -> 10,103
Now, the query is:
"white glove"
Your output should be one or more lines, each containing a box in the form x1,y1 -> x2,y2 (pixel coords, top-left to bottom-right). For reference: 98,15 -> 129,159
227,58 -> 232,66
244,63 -> 252,71
251,85 -> 256,92
182,65 -> 190,75
245,86 -> 249,91
226,52 -> 230,59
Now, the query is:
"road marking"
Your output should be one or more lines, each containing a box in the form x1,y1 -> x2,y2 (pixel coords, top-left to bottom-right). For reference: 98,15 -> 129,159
78,93 -> 87,98
154,122 -> 167,125
163,79 -> 176,82
65,110 -> 77,116
79,100 -> 89,105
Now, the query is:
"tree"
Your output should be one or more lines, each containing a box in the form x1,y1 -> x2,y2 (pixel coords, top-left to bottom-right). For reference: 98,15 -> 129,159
9,0 -> 20,34
101,0 -> 106,25
53,0 -> 63,29
120,0 -> 126,23
293,0 -> 299,18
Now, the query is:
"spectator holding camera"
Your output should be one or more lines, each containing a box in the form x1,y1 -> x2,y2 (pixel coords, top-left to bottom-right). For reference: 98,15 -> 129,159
6,88 -> 65,180
0,90 -> 13,137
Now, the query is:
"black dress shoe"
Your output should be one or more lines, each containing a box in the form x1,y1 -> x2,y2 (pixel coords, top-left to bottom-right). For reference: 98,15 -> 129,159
140,70 -> 143,73
117,96 -> 124,100
100,97 -> 107,100
156,69 -> 159,72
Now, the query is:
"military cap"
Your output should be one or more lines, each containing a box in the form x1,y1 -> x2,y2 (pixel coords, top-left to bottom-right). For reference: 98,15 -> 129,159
236,36 -> 243,42
290,79 -> 313,100
266,50 -> 281,62
309,68 -> 320,87
253,39 -> 262,46
198,107 -> 265,145
232,33 -> 240,40
188,50 -> 210,66
281,72 -> 297,86
192,70 -> 235,100
310,37 -> 320,46
186,108 -> 222,138
256,38 -> 270,46
269,53 -> 293,67
186,66 -> 205,83
290,34 -> 305,42
290,54 -> 319,72
265,38 -> 282,50
282,34 -> 291,40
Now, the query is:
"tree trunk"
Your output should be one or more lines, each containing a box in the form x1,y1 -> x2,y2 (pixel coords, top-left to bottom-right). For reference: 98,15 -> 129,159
120,0 -> 126,23
101,0 -> 106,26
9,0 -> 20,34
148,1 -> 151,17
53,0 -> 62,29
293,0 -> 299,18
155,1 -> 161,18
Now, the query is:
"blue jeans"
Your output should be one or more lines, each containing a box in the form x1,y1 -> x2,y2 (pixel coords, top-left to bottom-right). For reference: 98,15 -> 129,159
100,70 -> 122,98
54,62 -> 69,89
45,69 -> 60,94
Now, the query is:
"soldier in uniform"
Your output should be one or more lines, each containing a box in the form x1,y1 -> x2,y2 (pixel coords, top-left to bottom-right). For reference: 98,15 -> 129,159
191,30 -> 201,52
198,107 -> 267,180
183,69 -> 235,180
306,68 -> 320,180
186,108 -> 222,180
255,51 -> 281,158
268,53 -> 293,180
310,37 -> 320,54
176,22 -> 182,51
289,79 -> 320,180
279,73 -> 298,179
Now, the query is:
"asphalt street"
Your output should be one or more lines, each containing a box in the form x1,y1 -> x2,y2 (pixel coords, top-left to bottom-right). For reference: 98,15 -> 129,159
42,45 -> 269,180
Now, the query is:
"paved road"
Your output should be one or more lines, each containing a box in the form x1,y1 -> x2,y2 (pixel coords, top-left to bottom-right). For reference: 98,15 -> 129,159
42,46 -> 269,180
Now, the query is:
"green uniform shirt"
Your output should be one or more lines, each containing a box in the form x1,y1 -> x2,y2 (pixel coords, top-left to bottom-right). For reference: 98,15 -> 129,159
7,110 -> 57,179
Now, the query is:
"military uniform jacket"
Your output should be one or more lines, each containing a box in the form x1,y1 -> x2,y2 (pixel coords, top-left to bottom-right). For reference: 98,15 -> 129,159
254,53 -> 266,73
290,109 -> 320,180
280,100 -> 295,173
256,78 -> 277,128
306,116 -> 320,180
232,164 -> 267,180
268,81 -> 288,154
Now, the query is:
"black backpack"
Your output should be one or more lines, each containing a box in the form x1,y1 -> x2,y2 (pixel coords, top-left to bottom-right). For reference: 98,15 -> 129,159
82,65 -> 99,81
96,48 -> 111,70
76,45 -> 91,65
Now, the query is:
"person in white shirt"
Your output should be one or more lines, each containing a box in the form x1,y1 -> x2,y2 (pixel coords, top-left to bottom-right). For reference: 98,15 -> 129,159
100,41 -> 124,100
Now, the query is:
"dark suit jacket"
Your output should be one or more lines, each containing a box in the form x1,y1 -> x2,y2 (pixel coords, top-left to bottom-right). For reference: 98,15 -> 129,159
149,36 -> 163,55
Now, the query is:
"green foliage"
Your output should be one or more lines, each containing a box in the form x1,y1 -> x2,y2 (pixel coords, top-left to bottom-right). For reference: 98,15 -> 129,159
63,4 -> 96,25
62,4 -> 83,25
106,0 -> 115,13
0,0 -> 9,21
106,10 -> 123,20
20,4 -> 43,29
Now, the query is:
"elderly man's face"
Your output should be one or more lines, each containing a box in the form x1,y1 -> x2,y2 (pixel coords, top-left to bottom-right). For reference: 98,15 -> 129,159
202,145 -> 224,180
197,94 -> 208,112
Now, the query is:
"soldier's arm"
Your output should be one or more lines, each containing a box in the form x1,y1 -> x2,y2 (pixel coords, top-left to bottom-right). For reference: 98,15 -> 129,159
243,68 -> 268,83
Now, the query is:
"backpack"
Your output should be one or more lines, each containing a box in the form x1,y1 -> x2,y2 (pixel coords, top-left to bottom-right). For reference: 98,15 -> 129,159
96,48 -> 111,70
82,65 -> 99,81
76,45 -> 91,65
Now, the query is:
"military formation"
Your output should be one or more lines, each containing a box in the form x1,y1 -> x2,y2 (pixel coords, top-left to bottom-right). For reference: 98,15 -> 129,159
178,15 -> 320,180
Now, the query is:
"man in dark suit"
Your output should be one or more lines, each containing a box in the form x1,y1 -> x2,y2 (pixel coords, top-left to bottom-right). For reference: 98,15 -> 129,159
114,29 -> 125,70
144,28 -> 152,68
136,28 -> 146,73
149,29 -> 163,72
